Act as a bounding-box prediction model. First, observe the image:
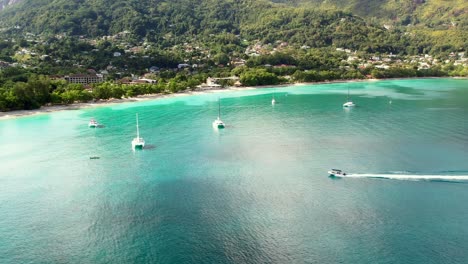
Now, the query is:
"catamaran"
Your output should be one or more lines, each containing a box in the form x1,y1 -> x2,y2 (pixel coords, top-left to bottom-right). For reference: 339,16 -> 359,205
343,86 -> 355,107
132,113 -> 145,149
88,118 -> 99,128
212,98 -> 225,129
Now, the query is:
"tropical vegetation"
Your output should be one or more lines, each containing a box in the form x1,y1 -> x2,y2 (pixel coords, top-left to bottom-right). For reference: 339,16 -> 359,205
0,0 -> 466,111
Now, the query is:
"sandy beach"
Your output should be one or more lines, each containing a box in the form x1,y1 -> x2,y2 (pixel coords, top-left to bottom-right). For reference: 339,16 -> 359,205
1,77 -> 461,120
0,81 -> 316,119
0,85 -> 258,120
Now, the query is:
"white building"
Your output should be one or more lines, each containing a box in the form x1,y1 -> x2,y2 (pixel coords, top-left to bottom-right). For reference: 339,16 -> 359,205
65,74 -> 104,84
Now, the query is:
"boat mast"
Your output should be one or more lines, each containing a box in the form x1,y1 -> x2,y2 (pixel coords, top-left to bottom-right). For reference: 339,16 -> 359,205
218,98 -> 221,119
136,113 -> 140,139
347,86 -> 350,101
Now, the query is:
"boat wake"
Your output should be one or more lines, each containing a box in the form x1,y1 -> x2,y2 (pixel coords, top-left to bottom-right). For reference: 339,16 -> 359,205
344,173 -> 468,182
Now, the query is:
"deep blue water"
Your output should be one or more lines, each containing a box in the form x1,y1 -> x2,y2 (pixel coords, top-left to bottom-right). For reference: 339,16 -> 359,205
1,78 -> 467,263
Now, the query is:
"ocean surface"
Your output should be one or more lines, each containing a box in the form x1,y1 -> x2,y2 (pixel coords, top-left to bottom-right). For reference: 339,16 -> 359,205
1,78 -> 467,263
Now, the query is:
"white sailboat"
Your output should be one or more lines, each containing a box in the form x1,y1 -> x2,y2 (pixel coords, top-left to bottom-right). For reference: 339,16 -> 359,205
271,93 -> 276,105
132,113 -> 145,149
343,85 -> 355,107
212,98 -> 225,129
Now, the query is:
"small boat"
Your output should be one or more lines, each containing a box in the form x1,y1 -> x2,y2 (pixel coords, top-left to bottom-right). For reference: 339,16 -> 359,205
343,86 -> 355,107
88,118 -> 99,128
212,97 -> 225,129
132,113 -> 145,149
328,169 -> 347,177
343,101 -> 355,107
213,117 -> 225,129
272,93 -> 276,105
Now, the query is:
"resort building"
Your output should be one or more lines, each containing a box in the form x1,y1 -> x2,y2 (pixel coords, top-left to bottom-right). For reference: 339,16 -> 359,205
64,74 -> 104,84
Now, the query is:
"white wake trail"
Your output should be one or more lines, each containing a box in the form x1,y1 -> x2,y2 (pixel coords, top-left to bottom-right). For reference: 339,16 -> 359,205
344,174 -> 468,181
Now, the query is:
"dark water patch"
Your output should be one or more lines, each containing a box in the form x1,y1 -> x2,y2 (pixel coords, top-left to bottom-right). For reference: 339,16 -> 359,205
142,144 -> 157,150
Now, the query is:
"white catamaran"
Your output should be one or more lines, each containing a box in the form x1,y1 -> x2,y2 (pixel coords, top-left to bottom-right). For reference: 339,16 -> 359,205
343,86 -> 355,107
132,113 -> 145,149
212,98 -> 225,129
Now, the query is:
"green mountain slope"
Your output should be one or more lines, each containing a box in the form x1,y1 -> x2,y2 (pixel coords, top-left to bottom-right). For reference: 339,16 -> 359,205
1,0 -> 466,28
0,0 -> 21,11
272,0 -> 467,27
0,0 -> 466,53
0,0 -> 246,37
0,1 -> 384,45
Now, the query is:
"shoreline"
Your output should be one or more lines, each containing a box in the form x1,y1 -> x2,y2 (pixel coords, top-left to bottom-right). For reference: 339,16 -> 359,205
0,77 -> 464,120
0,86 -> 257,120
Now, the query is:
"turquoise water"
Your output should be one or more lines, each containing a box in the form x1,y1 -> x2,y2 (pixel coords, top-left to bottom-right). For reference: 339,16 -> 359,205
1,78 -> 468,263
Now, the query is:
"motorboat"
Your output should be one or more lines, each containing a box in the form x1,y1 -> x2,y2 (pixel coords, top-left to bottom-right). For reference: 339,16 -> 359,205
132,113 -> 145,149
88,118 -> 99,128
328,169 -> 347,177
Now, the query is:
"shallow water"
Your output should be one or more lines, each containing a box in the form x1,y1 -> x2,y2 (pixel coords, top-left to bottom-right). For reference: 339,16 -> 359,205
1,78 -> 468,263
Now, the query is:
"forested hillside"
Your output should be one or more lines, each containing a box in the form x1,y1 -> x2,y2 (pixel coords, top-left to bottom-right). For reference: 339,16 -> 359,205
272,0 -> 467,27
1,0 -> 466,29
0,0 -> 20,11
0,0 -> 466,53
0,0 -> 466,112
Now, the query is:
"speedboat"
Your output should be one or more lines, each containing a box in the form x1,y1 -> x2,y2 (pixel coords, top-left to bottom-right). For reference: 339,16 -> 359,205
328,169 -> 347,177
88,118 -> 99,128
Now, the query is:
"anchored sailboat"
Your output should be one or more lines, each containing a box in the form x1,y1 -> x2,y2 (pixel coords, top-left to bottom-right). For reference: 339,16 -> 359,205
343,85 -> 355,107
212,97 -> 225,129
132,113 -> 145,149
